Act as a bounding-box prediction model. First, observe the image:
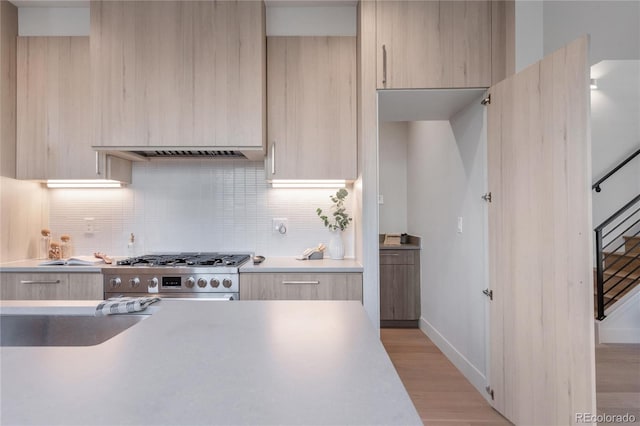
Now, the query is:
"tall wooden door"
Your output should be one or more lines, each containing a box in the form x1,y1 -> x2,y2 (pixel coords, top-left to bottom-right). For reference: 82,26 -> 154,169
487,36 -> 595,424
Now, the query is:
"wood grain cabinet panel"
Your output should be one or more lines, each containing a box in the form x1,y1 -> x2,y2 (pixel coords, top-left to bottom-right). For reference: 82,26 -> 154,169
16,36 -> 131,181
379,249 -> 420,323
0,273 -> 69,300
240,273 -> 362,301
91,1 -> 266,152
68,273 -> 103,300
267,37 -> 357,180
0,0 -> 17,178
0,272 -> 103,300
376,0 -> 492,89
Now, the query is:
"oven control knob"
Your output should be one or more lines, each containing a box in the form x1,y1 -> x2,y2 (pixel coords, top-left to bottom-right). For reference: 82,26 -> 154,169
129,277 -> 141,288
185,277 -> 195,288
110,277 -> 122,288
210,278 -> 220,288
197,278 -> 207,288
148,277 -> 158,288
222,278 -> 232,288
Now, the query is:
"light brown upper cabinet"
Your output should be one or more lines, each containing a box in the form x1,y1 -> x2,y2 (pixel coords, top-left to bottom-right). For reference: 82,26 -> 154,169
16,36 -> 131,182
1,0 -> 17,178
267,37 -> 357,180
90,1 -> 266,159
376,0 -> 493,89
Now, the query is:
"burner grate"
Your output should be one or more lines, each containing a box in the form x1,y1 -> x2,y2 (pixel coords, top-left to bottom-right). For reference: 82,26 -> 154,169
117,253 -> 250,267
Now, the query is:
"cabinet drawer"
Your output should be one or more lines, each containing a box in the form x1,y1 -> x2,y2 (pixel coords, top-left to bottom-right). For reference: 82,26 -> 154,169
379,250 -> 415,265
240,273 -> 362,301
0,273 -> 69,300
68,273 -> 103,300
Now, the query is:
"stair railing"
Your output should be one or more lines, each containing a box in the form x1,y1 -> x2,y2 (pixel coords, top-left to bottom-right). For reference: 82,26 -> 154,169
594,193 -> 640,319
592,147 -> 640,193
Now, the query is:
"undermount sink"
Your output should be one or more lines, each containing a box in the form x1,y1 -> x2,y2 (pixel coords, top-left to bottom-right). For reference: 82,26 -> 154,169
0,314 -> 148,347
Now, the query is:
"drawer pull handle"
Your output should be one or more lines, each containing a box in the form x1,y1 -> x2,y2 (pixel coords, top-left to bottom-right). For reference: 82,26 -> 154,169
380,253 -> 400,256
20,280 -> 61,285
282,281 -> 320,285
382,44 -> 387,87
271,142 -> 276,175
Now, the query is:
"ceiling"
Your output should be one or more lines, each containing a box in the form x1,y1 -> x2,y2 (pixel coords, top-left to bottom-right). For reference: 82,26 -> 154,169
378,89 -> 488,122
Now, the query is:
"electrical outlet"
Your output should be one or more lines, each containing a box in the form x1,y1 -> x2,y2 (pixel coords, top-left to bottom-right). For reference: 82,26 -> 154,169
272,218 -> 288,235
378,195 -> 384,204
457,216 -> 463,234
85,217 -> 95,234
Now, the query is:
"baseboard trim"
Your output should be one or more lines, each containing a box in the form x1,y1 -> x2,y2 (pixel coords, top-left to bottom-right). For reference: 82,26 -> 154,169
419,317 -> 489,402
597,327 -> 640,343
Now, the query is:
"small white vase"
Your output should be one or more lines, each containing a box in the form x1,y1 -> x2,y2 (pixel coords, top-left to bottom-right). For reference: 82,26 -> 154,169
329,230 -> 345,260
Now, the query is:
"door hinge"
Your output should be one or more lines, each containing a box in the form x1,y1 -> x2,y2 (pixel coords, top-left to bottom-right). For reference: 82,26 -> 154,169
485,385 -> 494,400
481,192 -> 492,203
483,289 -> 493,300
481,94 -> 491,105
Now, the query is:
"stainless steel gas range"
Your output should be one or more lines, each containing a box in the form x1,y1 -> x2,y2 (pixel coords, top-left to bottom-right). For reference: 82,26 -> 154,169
103,253 -> 251,301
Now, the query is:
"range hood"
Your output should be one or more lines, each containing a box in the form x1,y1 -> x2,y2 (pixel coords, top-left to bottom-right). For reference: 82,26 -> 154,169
93,147 -> 265,162
132,150 -> 247,159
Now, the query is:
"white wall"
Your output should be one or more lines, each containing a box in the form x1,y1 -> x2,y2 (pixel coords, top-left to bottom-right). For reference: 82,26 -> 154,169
15,4 -> 357,37
516,0 -> 640,71
378,122 -> 408,234
515,0 -> 543,72
18,7 -> 89,36
543,0 -> 640,64
591,60 -> 640,229
266,5 -> 356,36
406,97 -> 489,394
597,287 -> 640,343
48,161 -> 355,258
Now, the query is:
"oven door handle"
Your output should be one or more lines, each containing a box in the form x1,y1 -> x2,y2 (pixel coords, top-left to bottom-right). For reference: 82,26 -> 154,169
104,294 -> 236,301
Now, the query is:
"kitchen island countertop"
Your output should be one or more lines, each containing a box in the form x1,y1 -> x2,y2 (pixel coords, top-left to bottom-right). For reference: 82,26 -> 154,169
0,299 -> 421,425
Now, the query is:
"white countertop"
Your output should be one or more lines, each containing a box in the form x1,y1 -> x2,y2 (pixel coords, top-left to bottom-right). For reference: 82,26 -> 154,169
0,300 -> 420,425
240,257 -> 363,273
0,258 -> 106,272
1,257 -> 363,273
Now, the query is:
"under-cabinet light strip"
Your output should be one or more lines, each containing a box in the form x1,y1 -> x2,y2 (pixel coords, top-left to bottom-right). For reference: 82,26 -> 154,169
46,180 -> 122,189
271,180 -> 347,189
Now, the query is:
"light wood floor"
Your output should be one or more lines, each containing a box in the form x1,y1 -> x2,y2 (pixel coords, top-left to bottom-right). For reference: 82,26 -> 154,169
596,343 -> 640,423
381,329 -> 640,425
380,328 -> 510,425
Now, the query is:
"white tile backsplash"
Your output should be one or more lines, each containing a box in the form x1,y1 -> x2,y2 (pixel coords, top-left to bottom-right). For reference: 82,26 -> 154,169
48,160 -> 355,258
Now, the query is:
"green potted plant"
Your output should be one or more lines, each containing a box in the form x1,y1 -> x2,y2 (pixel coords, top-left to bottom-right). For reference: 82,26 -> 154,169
316,188 -> 352,259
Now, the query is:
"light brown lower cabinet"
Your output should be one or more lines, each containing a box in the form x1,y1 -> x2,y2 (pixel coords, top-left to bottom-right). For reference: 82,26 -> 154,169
0,273 -> 103,300
240,273 -> 362,301
379,249 -> 420,326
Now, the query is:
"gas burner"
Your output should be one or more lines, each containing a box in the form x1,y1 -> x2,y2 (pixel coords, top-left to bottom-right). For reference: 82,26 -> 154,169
116,253 -> 250,268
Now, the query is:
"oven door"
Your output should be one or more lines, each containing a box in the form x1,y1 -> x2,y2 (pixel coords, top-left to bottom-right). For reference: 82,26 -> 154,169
104,292 -> 238,301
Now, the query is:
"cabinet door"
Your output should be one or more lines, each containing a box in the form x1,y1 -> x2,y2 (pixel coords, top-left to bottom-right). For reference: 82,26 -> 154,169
91,1 -> 265,149
1,0 -> 17,179
241,273 -> 362,301
267,37 -> 357,180
68,273 -> 103,300
16,37 -> 96,180
376,1 -> 491,89
380,250 -> 420,321
487,36 -> 593,423
0,273 -> 68,300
